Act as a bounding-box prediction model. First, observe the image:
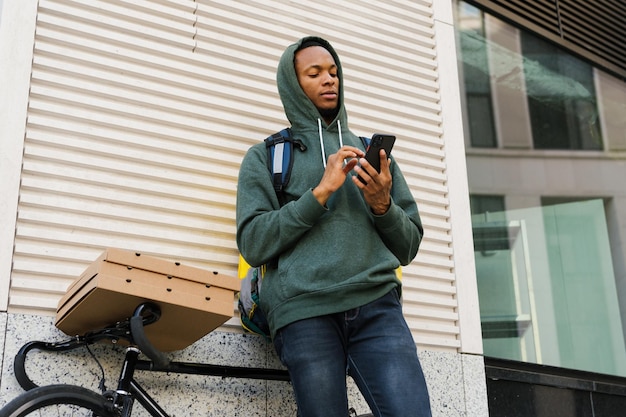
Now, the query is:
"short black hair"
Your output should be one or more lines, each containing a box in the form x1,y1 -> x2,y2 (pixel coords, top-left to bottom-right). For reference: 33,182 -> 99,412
296,38 -> 326,52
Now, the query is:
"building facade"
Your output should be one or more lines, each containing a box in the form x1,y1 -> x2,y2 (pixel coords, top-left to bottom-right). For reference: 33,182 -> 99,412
0,1 -> 486,416
2,0 -> 625,416
456,0 -> 626,416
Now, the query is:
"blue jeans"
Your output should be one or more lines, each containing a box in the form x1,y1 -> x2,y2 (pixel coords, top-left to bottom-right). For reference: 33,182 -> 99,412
273,289 -> 432,417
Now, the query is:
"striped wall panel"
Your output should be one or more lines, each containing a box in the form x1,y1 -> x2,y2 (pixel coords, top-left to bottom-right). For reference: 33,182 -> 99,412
10,0 -> 459,350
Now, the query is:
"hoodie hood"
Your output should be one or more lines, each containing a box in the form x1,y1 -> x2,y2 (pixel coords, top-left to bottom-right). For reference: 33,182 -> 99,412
276,36 -> 348,132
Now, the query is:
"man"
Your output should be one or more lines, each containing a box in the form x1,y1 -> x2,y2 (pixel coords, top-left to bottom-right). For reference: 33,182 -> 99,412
236,36 -> 432,417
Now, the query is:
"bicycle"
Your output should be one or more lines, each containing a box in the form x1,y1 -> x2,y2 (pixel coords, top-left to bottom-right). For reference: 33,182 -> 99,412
0,302 -> 373,417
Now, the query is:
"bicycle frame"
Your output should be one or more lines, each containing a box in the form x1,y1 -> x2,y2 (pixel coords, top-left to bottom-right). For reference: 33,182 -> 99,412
117,347 -> 168,417
7,303 -> 372,417
13,303 -> 290,417
111,346 -> 292,417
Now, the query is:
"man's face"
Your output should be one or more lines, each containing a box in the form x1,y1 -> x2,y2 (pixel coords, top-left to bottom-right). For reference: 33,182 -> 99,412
294,46 -> 339,121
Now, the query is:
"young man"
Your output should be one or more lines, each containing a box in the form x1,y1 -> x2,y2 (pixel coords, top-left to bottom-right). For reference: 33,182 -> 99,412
236,36 -> 432,417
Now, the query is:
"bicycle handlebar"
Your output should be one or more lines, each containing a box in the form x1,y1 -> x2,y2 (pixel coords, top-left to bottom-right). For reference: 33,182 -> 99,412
14,321 -> 136,391
13,302 -> 169,391
14,339 -> 87,390
129,302 -> 170,369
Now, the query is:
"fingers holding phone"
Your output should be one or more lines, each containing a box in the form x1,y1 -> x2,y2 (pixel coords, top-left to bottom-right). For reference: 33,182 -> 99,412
353,133 -> 395,214
355,150 -> 392,214
355,149 -> 385,185
356,133 -> 395,185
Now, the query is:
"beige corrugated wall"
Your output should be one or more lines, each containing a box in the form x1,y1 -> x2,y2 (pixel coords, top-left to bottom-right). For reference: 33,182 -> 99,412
5,0 -> 465,352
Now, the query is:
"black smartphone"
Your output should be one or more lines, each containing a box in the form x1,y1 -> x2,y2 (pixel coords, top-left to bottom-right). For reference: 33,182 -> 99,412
358,133 -> 396,184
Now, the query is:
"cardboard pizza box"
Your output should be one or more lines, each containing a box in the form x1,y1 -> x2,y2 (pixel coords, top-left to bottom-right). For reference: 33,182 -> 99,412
55,248 -> 239,352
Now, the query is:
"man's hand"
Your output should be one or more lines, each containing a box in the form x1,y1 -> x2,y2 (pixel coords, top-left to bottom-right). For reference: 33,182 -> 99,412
352,149 -> 392,215
313,146 -> 364,206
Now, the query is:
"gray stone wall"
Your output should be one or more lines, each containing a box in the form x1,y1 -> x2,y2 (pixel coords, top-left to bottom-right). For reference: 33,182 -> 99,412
0,313 -> 488,416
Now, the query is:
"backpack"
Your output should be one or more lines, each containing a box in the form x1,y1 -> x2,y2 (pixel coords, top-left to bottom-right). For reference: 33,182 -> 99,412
237,129 -> 370,340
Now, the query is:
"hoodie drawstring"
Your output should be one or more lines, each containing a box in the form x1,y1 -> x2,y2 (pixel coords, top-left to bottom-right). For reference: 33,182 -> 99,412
338,120 -> 344,149
318,119 -> 344,169
318,119 -> 326,168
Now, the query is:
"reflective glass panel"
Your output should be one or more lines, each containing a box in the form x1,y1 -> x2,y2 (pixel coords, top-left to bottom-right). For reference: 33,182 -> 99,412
457,0 -> 626,377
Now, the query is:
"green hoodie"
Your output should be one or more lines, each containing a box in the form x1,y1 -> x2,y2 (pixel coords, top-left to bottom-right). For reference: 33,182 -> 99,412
236,36 -> 423,338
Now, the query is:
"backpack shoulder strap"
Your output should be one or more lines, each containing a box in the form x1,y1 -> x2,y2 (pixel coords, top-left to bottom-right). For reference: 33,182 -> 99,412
265,128 -> 307,206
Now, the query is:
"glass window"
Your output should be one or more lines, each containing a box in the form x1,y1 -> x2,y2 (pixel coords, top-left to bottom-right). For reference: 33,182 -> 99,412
471,199 -> 626,376
456,0 -> 626,378
470,195 -> 505,217
521,34 -> 603,150
457,5 -> 497,148
456,1 -> 603,151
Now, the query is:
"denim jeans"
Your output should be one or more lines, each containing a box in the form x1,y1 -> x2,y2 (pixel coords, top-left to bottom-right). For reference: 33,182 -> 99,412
273,289 -> 432,417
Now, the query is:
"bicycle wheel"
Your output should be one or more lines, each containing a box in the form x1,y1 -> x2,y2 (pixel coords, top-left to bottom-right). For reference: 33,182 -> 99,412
0,384 -> 118,417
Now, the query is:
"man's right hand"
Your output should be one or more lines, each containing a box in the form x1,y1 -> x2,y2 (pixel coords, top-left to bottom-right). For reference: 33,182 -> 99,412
313,146 -> 364,206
